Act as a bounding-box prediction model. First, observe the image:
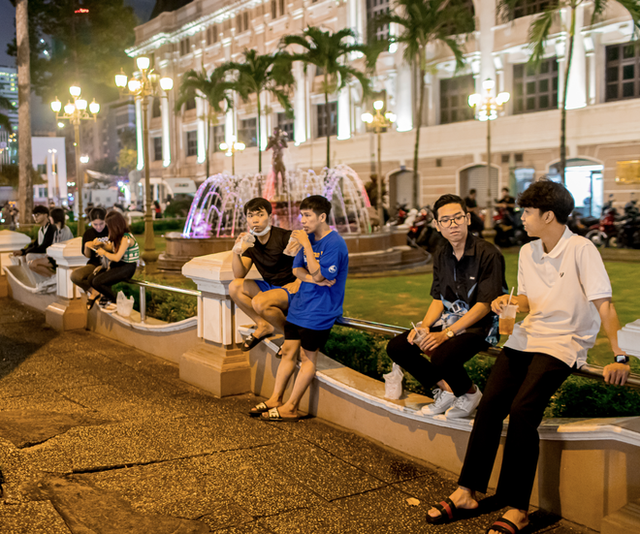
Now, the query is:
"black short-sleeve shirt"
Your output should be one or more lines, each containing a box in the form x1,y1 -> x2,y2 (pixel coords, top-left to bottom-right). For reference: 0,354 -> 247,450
430,233 -> 507,336
242,226 -> 297,287
82,226 -> 110,266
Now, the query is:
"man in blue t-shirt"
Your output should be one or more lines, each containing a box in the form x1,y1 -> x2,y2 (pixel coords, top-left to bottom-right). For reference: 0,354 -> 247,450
255,195 -> 349,422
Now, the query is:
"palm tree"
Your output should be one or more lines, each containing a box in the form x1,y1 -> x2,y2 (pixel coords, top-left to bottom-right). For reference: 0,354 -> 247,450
383,0 -> 474,207
218,50 -> 295,174
282,27 -> 383,168
0,96 -> 13,132
15,0 -> 33,224
175,66 -> 233,178
499,0 -> 640,183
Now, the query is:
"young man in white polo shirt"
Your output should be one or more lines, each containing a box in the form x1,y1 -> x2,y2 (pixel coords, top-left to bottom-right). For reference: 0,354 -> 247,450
426,180 -> 631,534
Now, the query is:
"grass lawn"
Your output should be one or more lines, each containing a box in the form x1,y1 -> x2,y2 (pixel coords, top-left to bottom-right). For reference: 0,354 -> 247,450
344,250 -> 640,370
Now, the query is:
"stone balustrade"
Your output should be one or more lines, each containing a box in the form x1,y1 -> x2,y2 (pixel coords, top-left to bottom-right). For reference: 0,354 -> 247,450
0,229 -> 31,297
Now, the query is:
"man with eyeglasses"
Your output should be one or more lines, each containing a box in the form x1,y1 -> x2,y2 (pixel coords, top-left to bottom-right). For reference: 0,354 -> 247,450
12,205 -> 56,268
386,193 -> 506,420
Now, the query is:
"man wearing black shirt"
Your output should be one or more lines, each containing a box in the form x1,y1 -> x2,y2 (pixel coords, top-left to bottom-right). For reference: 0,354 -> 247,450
386,194 -> 506,419
230,198 -> 299,352
496,187 -> 516,215
12,205 -> 56,267
71,207 -> 110,304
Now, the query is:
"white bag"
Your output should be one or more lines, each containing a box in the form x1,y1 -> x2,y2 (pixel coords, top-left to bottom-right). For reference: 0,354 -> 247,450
116,291 -> 135,318
383,363 -> 404,400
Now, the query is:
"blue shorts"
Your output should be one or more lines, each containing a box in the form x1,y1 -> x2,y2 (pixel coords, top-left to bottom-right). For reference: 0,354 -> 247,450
255,280 -> 294,304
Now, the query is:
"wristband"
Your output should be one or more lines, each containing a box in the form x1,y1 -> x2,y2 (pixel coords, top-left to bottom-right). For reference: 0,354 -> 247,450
615,355 -> 630,364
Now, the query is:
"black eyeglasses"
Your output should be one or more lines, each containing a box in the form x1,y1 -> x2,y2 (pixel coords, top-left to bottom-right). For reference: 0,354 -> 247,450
438,214 -> 467,228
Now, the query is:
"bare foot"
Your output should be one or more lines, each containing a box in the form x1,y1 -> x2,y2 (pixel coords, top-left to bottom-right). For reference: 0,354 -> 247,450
273,404 -> 298,419
248,400 -> 281,416
252,323 -> 275,339
427,487 -> 479,521
487,508 -> 529,534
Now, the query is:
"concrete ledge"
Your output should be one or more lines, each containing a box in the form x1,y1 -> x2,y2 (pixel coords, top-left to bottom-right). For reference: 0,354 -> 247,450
4,265 -> 57,311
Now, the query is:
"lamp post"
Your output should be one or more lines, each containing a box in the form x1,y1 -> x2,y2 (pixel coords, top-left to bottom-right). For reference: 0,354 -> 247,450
48,148 -> 58,203
51,85 -> 100,235
361,100 -> 396,229
114,57 -> 173,264
219,136 -> 246,175
468,79 -> 510,240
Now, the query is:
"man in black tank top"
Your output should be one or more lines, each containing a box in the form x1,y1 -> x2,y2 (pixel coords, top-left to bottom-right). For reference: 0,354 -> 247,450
230,198 -> 300,352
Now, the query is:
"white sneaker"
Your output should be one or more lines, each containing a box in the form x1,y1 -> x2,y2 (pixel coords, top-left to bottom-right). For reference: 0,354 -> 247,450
421,388 -> 456,416
445,386 -> 483,419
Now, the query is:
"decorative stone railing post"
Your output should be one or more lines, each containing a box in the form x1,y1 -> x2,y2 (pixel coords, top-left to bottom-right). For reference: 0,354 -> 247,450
0,230 -> 31,297
45,237 -> 88,330
181,251 -> 261,397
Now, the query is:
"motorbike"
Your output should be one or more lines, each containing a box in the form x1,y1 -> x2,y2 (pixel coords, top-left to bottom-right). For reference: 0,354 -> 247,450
493,208 -> 530,248
387,203 -> 409,226
585,202 -> 619,248
407,206 -> 446,254
616,198 -> 640,249
568,210 -> 599,237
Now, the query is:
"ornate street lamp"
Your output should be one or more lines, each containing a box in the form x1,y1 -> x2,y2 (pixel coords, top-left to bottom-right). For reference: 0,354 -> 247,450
219,136 -> 245,175
51,86 -> 100,234
361,100 -> 396,229
114,57 -> 173,264
468,79 -> 510,240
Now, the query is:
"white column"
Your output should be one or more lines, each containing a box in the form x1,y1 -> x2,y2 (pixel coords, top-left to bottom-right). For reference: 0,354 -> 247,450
0,230 -> 30,297
396,59 -> 413,132
337,85 -> 351,140
259,91 -> 268,150
584,35 -> 596,105
135,98 -> 144,170
196,96 -> 206,164
225,108 -> 235,145
478,0 -> 496,84
293,62 -> 307,144
161,96 -> 172,167
565,4 -> 587,110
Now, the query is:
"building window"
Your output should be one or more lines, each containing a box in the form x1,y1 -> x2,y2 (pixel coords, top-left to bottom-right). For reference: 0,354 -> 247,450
153,137 -> 162,161
238,118 -> 257,147
212,124 -> 225,152
508,0 -> 553,20
440,75 -> 475,124
180,37 -> 191,56
316,102 -> 337,138
186,131 -> 198,157
152,97 -> 161,118
513,58 -> 558,114
37,163 -> 47,174
366,0 -> 390,42
236,11 -> 249,33
185,97 -> 196,111
207,24 -> 218,45
277,112 -> 294,139
605,43 -> 640,101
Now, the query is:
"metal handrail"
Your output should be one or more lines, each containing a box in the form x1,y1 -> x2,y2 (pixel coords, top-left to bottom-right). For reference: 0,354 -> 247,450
336,317 -> 640,390
123,279 -> 200,322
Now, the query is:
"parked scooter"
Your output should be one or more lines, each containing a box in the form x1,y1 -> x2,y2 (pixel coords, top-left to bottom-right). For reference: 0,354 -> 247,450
568,210 -> 599,237
407,206 -> 446,254
493,208 -> 530,248
387,203 -> 409,226
585,199 -> 619,248
616,197 -> 640,249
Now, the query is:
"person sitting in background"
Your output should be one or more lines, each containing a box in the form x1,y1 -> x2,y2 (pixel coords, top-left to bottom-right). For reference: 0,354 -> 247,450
496,187 -> 516,216
12,205 -> 55,270
386,194 -> 506,420
71,207 -> 109,308
153,200 -> 162,219
27,207 -> 74,277
86,211 -> 139,311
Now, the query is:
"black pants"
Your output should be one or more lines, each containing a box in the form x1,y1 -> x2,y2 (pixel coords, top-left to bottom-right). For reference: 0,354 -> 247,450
87,261 -> 137,302
386,330 -> 489,397
70,264 -> 99,293
458,347 -> 573,510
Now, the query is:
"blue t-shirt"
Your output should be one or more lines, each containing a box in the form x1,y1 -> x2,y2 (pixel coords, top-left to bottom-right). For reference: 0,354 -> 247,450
287,230 -> 349,330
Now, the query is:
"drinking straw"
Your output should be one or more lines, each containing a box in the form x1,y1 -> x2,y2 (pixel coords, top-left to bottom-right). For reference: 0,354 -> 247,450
507,287 -> 515,306
410,321 -> 421,336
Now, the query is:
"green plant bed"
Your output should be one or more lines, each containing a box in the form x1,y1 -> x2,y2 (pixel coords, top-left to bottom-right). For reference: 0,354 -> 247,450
112,280 -> 197,323
324,327 -> 640,418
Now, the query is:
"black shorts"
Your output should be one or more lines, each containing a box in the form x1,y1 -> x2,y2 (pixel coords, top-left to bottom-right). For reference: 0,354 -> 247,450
284,321 -> 332,352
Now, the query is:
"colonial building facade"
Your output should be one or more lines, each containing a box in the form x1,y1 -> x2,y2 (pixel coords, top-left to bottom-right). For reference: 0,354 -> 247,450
128,0 -> 640,213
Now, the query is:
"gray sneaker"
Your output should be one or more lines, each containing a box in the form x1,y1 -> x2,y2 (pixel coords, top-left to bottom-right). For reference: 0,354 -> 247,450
421,388 -> 456,416
445,386 -> 483,419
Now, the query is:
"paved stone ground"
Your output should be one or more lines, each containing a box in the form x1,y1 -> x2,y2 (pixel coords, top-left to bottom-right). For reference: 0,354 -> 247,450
0,298 -> 597,534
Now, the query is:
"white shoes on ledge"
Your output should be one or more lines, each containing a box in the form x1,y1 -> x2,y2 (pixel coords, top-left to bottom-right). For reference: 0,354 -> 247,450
421,385 -> 483,420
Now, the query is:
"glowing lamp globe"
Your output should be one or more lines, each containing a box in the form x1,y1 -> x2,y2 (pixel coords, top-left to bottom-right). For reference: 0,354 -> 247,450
64,103 -> 76,115
115,72 -> 128,88
69,85 -> 81,97
136,56 -> 150,71
50,99 -> 62,113
89,100 -> 100,114
75,99 -> 87,111
160,77 -> 173,91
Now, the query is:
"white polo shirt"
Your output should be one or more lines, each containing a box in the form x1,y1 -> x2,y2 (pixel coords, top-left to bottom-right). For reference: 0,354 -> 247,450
504,227 -> 612,368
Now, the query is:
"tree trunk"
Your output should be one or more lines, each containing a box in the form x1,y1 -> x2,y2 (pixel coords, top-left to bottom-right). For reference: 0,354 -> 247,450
257,93 -> 262,173
560,7 -> 576,185
324,73 -> 330,169
16,0 -> 32,225
413,64 -> 426,209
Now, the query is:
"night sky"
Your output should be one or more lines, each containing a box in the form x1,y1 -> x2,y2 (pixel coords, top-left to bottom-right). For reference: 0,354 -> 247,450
0,0 -> 156,68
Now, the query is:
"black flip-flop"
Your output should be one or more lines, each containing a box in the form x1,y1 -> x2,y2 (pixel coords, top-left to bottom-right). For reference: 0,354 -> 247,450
241,332 -> 273,352
425,497 -> 472,525
260,407 -> 302,422
248,402 -> 271,417
486,517 -> 528,534
274,346 -> 283,359
86,296 -> 99,311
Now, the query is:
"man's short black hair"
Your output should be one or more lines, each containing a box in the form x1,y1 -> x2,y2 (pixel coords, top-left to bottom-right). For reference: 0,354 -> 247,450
32,205 -> 49,216
434,194 -> 467,219
517,180 -> 574,224
300,195 -> 332,218
502,187 -> 510,193
468,189 -> 476,195
90,207 -> 107,221
244,197 -> 272,215
50,207 -> 66,227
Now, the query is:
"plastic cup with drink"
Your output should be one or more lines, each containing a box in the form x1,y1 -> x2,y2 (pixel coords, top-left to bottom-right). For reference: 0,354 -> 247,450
283,234 -> 303,257
232,232 -> 256,255
499,288 -> 517,336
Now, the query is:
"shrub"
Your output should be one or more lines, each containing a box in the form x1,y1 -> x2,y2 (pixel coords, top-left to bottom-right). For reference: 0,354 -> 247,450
112,280 -> 197,323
